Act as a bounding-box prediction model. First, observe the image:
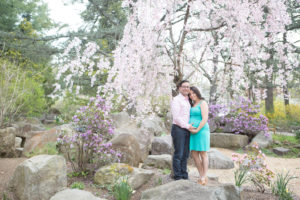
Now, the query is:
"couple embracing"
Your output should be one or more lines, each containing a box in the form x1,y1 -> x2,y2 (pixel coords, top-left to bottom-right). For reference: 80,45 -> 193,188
171,80 -> 210,185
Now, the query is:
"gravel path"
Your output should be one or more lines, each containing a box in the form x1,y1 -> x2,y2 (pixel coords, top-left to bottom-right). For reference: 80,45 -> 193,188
189,148 -> 300,197
0,158 -> 27,194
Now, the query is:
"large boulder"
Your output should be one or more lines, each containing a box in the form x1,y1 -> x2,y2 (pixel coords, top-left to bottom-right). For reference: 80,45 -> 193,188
94,163 -> 154,190
128,168 -> 155,190
139,115 -> 166,136
115,123 -> 153,161
0,127 -> 17,157
248,131 -> 272,149
141,180 -> 242,200
110,133 -> 142,167
23,128 -> 59,155
142,154 -> 172,170
9,155 -> 67,200
50,189 -> 106,200
208,149 -> 234,169
110,111 -> 131,129
151,135 -> 173,155
13,121 -> 45,138
210,133 -> 248,149
94,163 -> 134,185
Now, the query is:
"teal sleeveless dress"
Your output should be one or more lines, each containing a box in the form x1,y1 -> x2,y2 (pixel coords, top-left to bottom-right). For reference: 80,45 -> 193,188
189,101 -> 210,151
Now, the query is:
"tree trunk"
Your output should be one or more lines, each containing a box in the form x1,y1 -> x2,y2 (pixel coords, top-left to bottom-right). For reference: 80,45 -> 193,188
265,48 -> 275,114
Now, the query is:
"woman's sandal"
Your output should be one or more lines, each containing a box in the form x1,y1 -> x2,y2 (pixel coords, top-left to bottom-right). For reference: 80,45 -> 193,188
201,177 -> 207,185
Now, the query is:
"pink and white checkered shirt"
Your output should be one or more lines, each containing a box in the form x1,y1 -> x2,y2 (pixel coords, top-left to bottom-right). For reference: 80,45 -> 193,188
171,93 -> 191,129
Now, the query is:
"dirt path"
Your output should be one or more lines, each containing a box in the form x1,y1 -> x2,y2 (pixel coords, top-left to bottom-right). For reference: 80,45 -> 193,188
189,148 -> 300,197
0,158 -> 27,195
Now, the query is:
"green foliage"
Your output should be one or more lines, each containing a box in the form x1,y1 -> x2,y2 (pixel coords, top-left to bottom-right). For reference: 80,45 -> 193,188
19,77 -> 46,117
234,168 -> 249,187
295,130 -> 300,140
112,176 -> 133,200
53,92 -> 88,122
155,177 -> 163,186
25,142 -> 58,157
262,100 -> 300,129
70,181 -> 85,190
67,171 -> 89,178
272,171 -> 297,200
162,168 -> 171,175
273,134 -> 299,145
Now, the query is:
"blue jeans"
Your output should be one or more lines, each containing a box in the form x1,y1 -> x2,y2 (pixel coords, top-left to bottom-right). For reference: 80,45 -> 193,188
171,124 -> 190,180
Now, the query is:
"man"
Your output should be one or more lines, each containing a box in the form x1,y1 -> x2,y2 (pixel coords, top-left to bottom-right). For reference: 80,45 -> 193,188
171,80 -> 191,180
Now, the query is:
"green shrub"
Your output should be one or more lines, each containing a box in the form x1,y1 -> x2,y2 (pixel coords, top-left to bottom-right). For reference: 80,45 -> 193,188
70,181 -> 85,190
272,171 -> 297,200
295,130 -> 300,140
0,59 -> 46,128
112,176 -> 133,200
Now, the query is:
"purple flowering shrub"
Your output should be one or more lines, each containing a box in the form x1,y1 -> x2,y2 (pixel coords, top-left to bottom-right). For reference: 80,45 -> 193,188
57,95 -> 121,172
209,98 -> 269,136
224,97 -> 269,136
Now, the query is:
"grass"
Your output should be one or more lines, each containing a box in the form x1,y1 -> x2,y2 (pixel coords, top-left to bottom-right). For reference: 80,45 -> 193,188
236,134 -> 300,158
272,135 -> 299,145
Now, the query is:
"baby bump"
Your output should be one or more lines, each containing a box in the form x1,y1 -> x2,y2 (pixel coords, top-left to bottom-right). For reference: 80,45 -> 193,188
189,118 -> 201,128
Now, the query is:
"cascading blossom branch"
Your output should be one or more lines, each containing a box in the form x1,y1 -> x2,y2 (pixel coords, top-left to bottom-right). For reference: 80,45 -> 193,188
57,95 -> 121,172
52,37 -> 110,96
100,0 -> 295,116
54,0 -> 297,117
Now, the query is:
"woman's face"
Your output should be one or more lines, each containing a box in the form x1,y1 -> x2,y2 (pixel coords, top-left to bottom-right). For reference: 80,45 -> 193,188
189,90 -> 198,101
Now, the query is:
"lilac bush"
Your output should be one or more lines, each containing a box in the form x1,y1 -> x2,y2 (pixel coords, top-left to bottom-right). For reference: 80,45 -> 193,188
209,97 -> 269,136
225,97 -> 269,136
57,95 -> 121,172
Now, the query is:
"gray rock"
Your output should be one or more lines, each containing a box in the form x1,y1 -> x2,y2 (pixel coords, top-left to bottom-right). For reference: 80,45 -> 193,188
115,123 -> 153,162
128,168 -> 155,190
0,127 -> 16,157
94,163 -> 134,185
165,112 -> 172,131
50,189 -> 106,200
210,133 -> 248,149
15,137 -> 22,148
222,122 -> 235,133
94,163 -> 154,190
294,144 -> 300,149
208,149 -> 234,169
140,115 -> 166,136
208,119 -> 217,133
13,121 -> 45,138
110,133 -> 142,167
142,154 -> 172,169
110,112 -> 131,129
151,135 -> 173,155
141,180 -> 242,200
207,173 -> 219,182
249,131 -> 272,148
9,155 -> 67,200
273,147 -> 290,156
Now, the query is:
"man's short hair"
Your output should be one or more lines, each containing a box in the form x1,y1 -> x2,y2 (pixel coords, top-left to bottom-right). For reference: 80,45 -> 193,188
177,80 -> 189,89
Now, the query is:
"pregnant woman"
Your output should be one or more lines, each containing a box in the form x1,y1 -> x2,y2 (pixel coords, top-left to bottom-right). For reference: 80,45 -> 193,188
188,86 -> 210,185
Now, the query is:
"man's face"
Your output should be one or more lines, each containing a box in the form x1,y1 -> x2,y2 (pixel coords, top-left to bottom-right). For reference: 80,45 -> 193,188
179,82 -> 190,96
